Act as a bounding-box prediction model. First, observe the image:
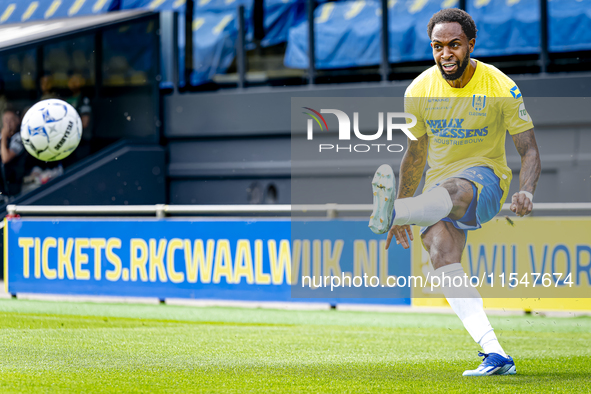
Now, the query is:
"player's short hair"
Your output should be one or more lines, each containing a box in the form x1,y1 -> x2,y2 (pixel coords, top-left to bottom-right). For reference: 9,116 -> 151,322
427,8 -> 478,41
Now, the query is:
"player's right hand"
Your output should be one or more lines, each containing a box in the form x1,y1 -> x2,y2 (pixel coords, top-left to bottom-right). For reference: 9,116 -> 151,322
510,192 -> 533,217
385,224 -> 413,250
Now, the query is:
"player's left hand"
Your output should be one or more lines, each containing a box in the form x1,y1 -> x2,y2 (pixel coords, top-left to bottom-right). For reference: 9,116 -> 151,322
510,192 -> 533,217
385,224 -> 413,250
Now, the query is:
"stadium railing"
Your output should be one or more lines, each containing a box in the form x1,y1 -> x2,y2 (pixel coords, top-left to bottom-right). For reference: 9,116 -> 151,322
5,202 -> 591,219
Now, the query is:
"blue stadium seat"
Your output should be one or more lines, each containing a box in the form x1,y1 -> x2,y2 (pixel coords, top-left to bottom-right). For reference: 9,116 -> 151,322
402,0 -> 457,62
120,0 -> 185,11
123,0 -> 253,87
195,0 -> 252,13
549,0 -> 591,53
0,0 -> 120,24
468,0 -> 540,57
187,11 -> 239,85
261,0 -> 306,47
285,1 -> 381,69
9,0 -> 590,84
194,0 -> 254,42
285,0 -> 591,70
284,0 -> 458,69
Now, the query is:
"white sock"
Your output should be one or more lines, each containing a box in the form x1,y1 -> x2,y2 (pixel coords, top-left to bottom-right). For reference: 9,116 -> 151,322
479,330 -> 507,356
435,263 -> 507,358
392,187 -> 453,227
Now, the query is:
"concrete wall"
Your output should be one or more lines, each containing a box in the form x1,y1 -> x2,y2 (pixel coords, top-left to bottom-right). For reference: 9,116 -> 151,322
164,72 -> 591,205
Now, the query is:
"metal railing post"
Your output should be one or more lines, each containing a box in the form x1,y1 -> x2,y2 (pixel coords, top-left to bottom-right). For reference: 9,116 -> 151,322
184,0 -> 194,86
236,4 -> 247,89
326,203 -> 337,219
539,0 -> 549,73
155,204 -> 166,218
380,0 -> 390,82
94,31 -> 103,99
172,12 -> 179,92
158,11 -> 179,93
307,0 -> 316,85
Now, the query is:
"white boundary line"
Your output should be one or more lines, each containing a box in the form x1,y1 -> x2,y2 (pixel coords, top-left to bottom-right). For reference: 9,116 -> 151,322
165,298 -> 332,310
15,293 -> 161,305
2,286 -> 590,317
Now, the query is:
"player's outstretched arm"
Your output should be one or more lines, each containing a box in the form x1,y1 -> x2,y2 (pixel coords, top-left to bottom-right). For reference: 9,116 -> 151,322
511,128 -> 541,217
385,135 -> 428,250
397,135 -> 428,199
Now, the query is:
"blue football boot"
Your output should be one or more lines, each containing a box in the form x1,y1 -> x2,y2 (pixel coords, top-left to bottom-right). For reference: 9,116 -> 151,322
463,352 -> 517,376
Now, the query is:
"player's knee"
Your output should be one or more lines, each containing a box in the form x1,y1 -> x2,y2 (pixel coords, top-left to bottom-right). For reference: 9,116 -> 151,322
440,178 -> 473,203
440,178 -> 474,218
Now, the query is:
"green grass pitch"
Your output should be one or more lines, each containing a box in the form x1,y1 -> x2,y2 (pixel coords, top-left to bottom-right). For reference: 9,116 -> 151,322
0,299 -> 590,393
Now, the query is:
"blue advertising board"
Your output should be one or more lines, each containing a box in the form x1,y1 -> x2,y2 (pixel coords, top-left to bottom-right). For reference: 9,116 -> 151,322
4,218 -> 411,305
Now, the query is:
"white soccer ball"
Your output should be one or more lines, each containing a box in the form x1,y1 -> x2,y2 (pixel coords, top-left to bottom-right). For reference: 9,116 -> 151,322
20,99 -> 82,161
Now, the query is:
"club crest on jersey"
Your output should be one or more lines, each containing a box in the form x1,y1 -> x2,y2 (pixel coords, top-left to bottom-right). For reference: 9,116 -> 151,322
472,94 -> 487,111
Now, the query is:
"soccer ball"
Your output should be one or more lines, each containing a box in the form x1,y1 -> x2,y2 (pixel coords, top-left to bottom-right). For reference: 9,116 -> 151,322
20,99 -> 82,161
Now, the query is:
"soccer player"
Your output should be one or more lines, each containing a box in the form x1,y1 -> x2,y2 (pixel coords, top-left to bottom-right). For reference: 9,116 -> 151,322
369,8 -> 541,376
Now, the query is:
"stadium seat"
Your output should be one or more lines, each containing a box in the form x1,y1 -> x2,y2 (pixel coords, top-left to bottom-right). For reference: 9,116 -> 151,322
167,0 -> 255,86
186,11 -> 239,85
284,0 -> 459,70
120,0 -> 186,11
468,0 -> 540,57
0,0 -> 120,24
284,0 -> 591,70
549,0 -> 591,53
285,1 -> 381,69
9,0 -> 590,85
261,0 -> 306,48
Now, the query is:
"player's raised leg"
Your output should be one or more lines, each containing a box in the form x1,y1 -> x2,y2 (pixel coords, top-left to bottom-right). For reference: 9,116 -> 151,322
382,177 -> 474,249
369,164 -> 396,234
370,171 -> 470,238
422,220 -> 515,376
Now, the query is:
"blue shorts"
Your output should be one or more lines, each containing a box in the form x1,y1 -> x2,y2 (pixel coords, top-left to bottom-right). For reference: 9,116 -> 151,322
421,166 -> 503,235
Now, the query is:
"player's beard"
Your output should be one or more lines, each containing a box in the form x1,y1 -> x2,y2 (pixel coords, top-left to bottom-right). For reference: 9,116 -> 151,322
438,53 -> 470,81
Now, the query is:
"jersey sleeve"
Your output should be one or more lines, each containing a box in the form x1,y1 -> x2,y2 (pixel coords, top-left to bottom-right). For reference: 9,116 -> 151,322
502,85 -> 534,135
404,87 -> 427,138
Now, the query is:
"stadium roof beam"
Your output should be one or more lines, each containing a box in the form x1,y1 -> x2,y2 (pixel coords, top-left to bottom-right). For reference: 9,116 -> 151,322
0,9 -> 153,55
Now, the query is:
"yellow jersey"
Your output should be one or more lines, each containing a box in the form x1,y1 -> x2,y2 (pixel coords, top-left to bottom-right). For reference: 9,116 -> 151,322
404,59 -> 534,206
